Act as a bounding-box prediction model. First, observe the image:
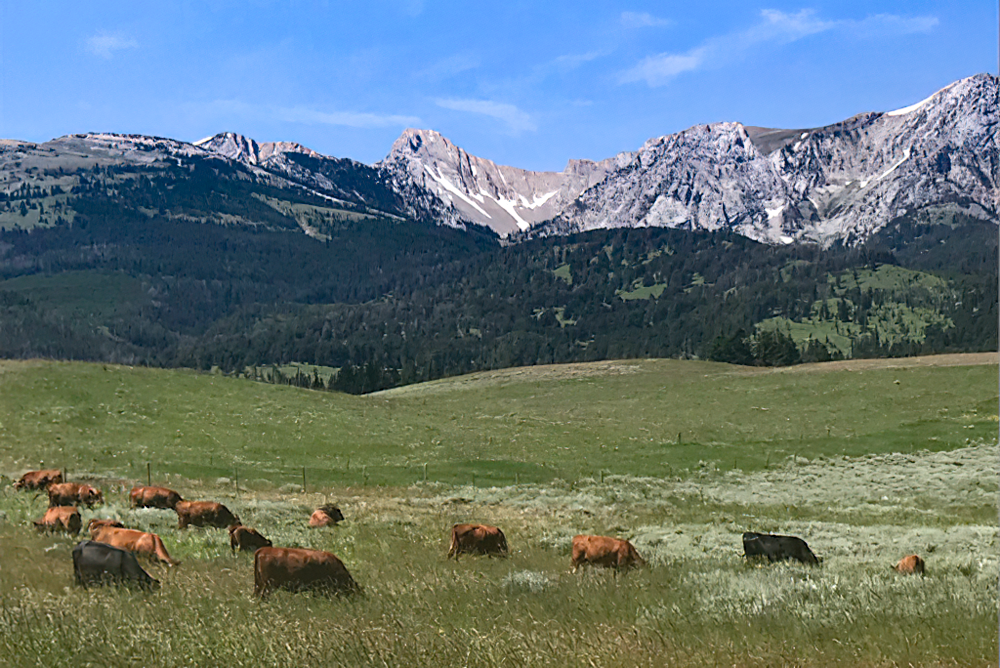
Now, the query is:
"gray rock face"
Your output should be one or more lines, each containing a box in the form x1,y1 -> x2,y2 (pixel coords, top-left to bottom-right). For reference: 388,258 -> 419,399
381,74 -> 998,245
377,129 -> 630,236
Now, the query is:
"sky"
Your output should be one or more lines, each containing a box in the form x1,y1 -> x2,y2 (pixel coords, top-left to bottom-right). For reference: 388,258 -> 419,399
0,1 -> 996,171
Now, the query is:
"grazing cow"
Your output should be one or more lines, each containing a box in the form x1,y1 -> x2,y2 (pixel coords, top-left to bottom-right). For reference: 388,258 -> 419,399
130,485 -> 183,510
229,524 -> 272,554
73,541 -> 159,590
87,518 -> 125,531
175,500 -> 239,529
254,547 -> 358,598
48,482 -> 103,508
308,504 -> 345,527
893,554 -> 926,576
89,524 -> 179,566
570,535 -> 645,572
743,532 -> 819,566
14,469 -> 63,491
34,506 -> 82,535
447,523 -> 509,560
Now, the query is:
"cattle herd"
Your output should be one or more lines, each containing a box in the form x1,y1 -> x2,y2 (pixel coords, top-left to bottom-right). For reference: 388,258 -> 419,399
13,468 -> 928,596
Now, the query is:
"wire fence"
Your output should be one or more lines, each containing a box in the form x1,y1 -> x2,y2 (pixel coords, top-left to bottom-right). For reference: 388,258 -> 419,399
12,457 -> 561,495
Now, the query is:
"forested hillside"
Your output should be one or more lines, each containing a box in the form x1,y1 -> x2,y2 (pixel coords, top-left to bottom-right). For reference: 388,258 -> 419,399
0,158 -> 995,393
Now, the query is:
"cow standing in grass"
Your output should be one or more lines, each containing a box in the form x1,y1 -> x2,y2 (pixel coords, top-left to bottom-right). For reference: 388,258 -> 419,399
570,535 -> 645,573
34,506 -> 82,534
254,547 -> 358,598
447,523 -> 509,560
130,485 -> 183,510
893,554 -> 925,575
175,500 -> 239,529
742,532 -> 819,566
48,482 -> 103,508
73,541 -> 159,590
89,520 -> 179,566
229,524 -> 272,554
14,469 -> 63,491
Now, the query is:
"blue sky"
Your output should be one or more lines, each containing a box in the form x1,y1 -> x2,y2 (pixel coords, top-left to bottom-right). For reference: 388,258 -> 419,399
1,1 -> 995,170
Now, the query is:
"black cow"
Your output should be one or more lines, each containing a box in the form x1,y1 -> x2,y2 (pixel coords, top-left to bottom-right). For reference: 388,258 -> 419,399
72,541 -> 160,589
742,532 -> 819,566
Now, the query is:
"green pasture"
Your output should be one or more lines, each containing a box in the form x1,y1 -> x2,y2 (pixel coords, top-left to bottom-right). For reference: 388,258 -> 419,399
0,437 -> 996,666
0,355 -> 996,665
0,355 -> 996,489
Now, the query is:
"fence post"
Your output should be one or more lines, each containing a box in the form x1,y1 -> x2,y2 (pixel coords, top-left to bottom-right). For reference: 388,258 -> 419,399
147,462 -> 151,487
302,466 -> 306,493
515,472 -> 519,485
423,463 -> 427,482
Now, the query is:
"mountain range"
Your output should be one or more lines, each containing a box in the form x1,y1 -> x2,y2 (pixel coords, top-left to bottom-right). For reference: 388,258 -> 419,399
1,73 -> 995,247
0,74 -> 995,390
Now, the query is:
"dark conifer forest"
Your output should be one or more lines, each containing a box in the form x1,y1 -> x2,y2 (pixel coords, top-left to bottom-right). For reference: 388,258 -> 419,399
0,160 -> 995,393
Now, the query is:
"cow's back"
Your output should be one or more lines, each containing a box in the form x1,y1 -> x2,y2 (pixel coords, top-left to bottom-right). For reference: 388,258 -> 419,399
176,500 -> 239,528
73,540 -> 158,589
254,547 -> 356,597
894,554 -> 925,575
743,532 -> 819,566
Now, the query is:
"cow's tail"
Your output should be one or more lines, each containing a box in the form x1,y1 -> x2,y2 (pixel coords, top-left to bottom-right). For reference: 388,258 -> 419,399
153,537 -> 180,566
499,530 -> 510,556
253,551 -> 268,598
447,526 -> 459,560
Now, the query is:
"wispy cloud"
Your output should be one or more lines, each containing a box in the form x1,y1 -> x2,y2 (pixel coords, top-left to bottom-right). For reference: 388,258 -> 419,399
845,13 -> 939,37
416,53 -> 481,81
620,11 -> 672,29
86,30 -> 138,59
200,99 -> 421,129
621,9 -> 937,87
435,98 -> 536,135
277,106 -> 421,129
552,50 -> 608,72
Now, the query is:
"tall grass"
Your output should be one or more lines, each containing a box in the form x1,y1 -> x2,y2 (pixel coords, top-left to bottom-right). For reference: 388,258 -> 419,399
0,438 -> 996,666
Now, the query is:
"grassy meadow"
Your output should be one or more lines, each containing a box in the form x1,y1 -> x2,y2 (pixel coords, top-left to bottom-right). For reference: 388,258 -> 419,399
0,354 -> 997,666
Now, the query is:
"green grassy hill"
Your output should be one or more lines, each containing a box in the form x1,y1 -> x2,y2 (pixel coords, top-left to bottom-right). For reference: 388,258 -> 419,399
0,355 -> 996,666
1,354 -> 995,488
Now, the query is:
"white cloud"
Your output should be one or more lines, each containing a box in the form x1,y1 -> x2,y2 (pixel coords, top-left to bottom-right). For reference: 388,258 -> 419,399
417,53 -> 481,81
86,31 -> 138,59
846,13 -> 939,37
277,106 -> 421,129
620,11 -> 672,29
621,9 -> 937,87
435,98 -> 537,135
552,50 -> 608,71
198,99 -> 421,129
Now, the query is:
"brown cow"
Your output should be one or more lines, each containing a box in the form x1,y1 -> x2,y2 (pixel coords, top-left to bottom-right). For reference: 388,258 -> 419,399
34,506 -> 82,534
229,524 -> 272,554
87,518 -> 125,531
893,554 -> 926,576
48,482 -> 103,508
308,504 -> 344,528
254,547 -> 358,598
89,524 -> 179,566
447,523 -> 509,560
130,485 -> 183,510
14,469 -> 63,491
571,535 -> 646,573
175,500 -> 240,529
